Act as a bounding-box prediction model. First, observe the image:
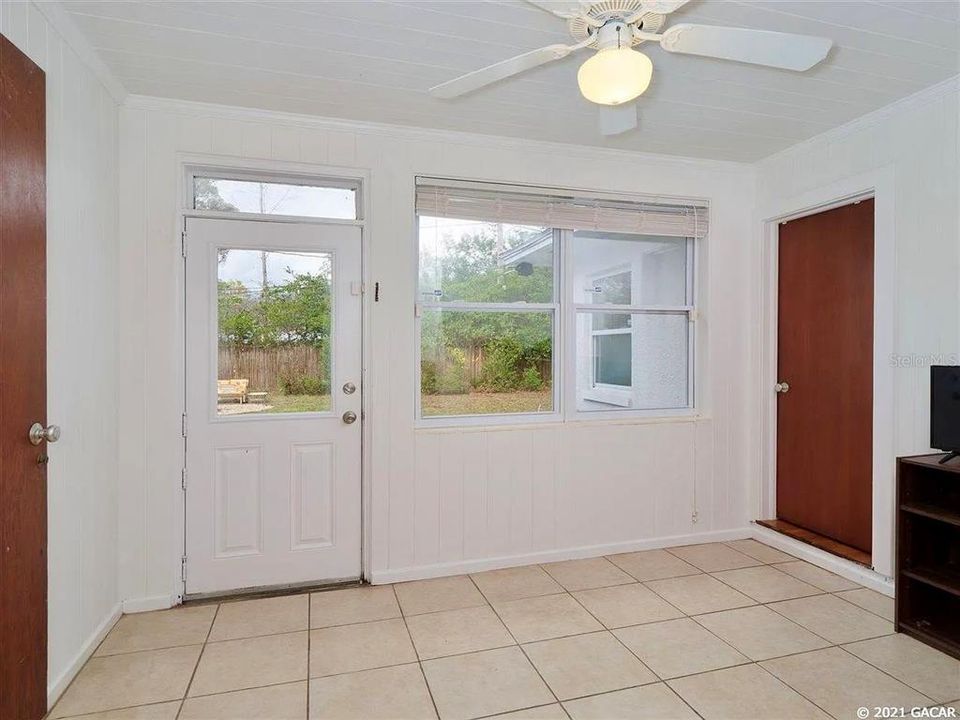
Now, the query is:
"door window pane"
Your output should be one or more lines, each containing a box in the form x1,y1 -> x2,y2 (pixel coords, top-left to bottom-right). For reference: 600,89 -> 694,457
419,216 -> 553,304
217,249 -> 332,415
573,232 -> 688,306
195,177 -> 357,220
576,312 -> 688,411
420,309 -> 553,417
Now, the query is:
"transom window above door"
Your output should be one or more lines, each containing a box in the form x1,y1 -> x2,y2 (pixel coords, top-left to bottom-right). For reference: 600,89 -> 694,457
415,179 -> 706,424
191,172 -> 360,220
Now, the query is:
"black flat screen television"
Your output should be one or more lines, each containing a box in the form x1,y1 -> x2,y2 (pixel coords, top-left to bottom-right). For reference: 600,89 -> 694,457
931,365 -> 960,463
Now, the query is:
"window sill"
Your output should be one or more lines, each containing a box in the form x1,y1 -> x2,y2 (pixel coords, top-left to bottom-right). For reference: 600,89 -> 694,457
415,410 -> 707,434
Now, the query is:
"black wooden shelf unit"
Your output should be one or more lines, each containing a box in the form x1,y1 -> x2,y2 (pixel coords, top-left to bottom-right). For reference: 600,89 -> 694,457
896,454 -> 960,659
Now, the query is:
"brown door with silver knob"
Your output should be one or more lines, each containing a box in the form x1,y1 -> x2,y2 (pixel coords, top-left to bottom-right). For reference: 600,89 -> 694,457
776,200 -> 874,555
1,33 -> 48,720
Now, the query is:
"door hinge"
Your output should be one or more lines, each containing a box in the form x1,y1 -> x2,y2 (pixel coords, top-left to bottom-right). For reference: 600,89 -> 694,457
181,467 -> 187,491
181,413 -> 188,438
181,230 -> 187,258
181,555 -> 187,582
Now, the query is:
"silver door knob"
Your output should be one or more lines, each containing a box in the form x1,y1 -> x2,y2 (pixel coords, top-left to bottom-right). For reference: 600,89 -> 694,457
342,382 -> 356,395
29,423 -> 61,445
775,381 -> 790,394
342,411 -> 357,424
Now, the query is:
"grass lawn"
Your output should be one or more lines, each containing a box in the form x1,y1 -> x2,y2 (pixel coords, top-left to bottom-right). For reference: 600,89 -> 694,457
265,394 -> 331,413
422,389 -> 552,416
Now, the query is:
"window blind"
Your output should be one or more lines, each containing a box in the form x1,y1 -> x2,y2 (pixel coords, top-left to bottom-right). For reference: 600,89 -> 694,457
416,179 -> 708,239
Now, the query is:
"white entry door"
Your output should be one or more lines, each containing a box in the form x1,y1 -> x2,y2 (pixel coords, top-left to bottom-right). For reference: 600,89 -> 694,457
184,217 -> 361,594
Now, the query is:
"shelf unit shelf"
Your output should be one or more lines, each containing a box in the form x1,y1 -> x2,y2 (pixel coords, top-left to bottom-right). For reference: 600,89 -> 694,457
896,454 -> 960,660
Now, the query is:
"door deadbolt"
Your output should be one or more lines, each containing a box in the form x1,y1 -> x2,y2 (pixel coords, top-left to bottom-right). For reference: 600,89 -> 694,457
343,382 -> 357,395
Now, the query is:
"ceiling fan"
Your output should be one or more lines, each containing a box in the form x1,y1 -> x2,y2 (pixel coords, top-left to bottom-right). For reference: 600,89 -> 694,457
429,0 -> 833,136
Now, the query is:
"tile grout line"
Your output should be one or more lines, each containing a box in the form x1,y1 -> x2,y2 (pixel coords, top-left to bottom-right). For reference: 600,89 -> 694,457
746,658 -> 840,719
560,580 -> 707,720
834,643 -> 938,705
176,602 -> 221,719
306,593 -> 311,719
393,584 -> 443,720
465,572 -> 569,718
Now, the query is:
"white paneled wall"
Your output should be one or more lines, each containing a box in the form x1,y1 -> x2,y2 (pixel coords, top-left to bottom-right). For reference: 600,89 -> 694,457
117,96 -> 756,602
755,78 -> 960,576
1,0 -> 121,705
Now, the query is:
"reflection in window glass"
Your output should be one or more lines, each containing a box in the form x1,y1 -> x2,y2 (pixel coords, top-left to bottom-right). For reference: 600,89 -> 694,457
217,249 -> 333,415
576,311 -> 688,411
194,177 -> 357,219
420,309 -> 553,417
418,216 -> 553,304
573,232 -> 687,306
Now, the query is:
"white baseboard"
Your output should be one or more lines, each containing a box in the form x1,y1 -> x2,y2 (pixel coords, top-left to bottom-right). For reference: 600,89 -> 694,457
368,527 -> 752,584
751,524 -> 895,596
122,593 -> 178,613
47,602 -> 122,709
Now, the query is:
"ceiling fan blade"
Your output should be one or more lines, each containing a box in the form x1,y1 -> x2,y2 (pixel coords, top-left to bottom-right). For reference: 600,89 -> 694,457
641,0 -> 692,14
659,24 -> 832,71
430,45 -> 577,99
599,104 -> 638,136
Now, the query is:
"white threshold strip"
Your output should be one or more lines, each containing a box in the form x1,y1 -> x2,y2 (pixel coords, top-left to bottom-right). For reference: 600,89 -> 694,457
750,522 -> 894,597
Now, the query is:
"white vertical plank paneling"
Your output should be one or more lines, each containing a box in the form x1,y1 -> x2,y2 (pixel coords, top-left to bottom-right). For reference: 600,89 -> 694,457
529,427 -> 558,552
508,430 -> 533,557
6,0 -> 28,49
413,432 -> 441,566
177,115 -> 213,153
485,432 -> 515,557
326,130 -> 356,166
211,117 -> 244,157
119,94 -> 760,593
461,432 -> 488,560
299,127 -> 329,164
438,433 -> 465,562
117,107 -> 149,602
144,110 -> 181,597
270,125 -> 300,161
240,121 -> 271,158
26,2 -> 45,68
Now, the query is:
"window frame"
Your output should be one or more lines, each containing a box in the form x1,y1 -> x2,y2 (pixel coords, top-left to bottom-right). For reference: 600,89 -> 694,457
569,233 -> 696,418
187,167 -> 363,223
415,226 -> 564,427
415,202 -> 700,427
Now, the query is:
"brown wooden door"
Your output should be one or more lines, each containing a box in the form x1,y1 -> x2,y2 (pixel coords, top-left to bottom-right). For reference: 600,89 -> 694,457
1,33 -> 48,719
776,199 -> 874,554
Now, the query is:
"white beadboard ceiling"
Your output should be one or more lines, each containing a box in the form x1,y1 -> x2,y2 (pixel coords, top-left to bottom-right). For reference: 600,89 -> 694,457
63,0 -> 959,161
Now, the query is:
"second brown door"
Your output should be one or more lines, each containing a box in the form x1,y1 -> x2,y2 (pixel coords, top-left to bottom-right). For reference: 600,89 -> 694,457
776,199 -> 874,554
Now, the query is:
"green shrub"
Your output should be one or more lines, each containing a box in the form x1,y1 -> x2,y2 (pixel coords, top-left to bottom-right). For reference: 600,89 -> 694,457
519,366 -> 544,391
477,338 -> 524,392
279,374 -> 329,396
437,348 -> 469,395
420,361 -> 439,395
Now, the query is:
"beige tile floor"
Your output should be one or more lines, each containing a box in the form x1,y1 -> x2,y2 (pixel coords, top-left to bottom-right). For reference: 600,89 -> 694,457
48,540 -> 960,720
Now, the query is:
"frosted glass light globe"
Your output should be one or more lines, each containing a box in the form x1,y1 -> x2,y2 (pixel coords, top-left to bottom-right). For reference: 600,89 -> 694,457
577,47 -> 653,106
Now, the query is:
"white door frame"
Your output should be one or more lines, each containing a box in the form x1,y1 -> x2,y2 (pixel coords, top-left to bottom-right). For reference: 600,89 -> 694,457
174,154 -> 372,602
757,166 -> 896,577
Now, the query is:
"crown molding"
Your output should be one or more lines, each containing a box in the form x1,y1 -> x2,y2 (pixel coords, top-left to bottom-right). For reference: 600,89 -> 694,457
33,1 -> 127,104
758,74 -> 960,168
122,94 -> 755,175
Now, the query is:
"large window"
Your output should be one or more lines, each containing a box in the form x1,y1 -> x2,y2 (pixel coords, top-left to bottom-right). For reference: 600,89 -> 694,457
416,180 -> 704,422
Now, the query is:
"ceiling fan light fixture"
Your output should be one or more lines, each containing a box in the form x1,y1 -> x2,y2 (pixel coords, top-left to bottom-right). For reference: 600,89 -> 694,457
577,46 -> 653,106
